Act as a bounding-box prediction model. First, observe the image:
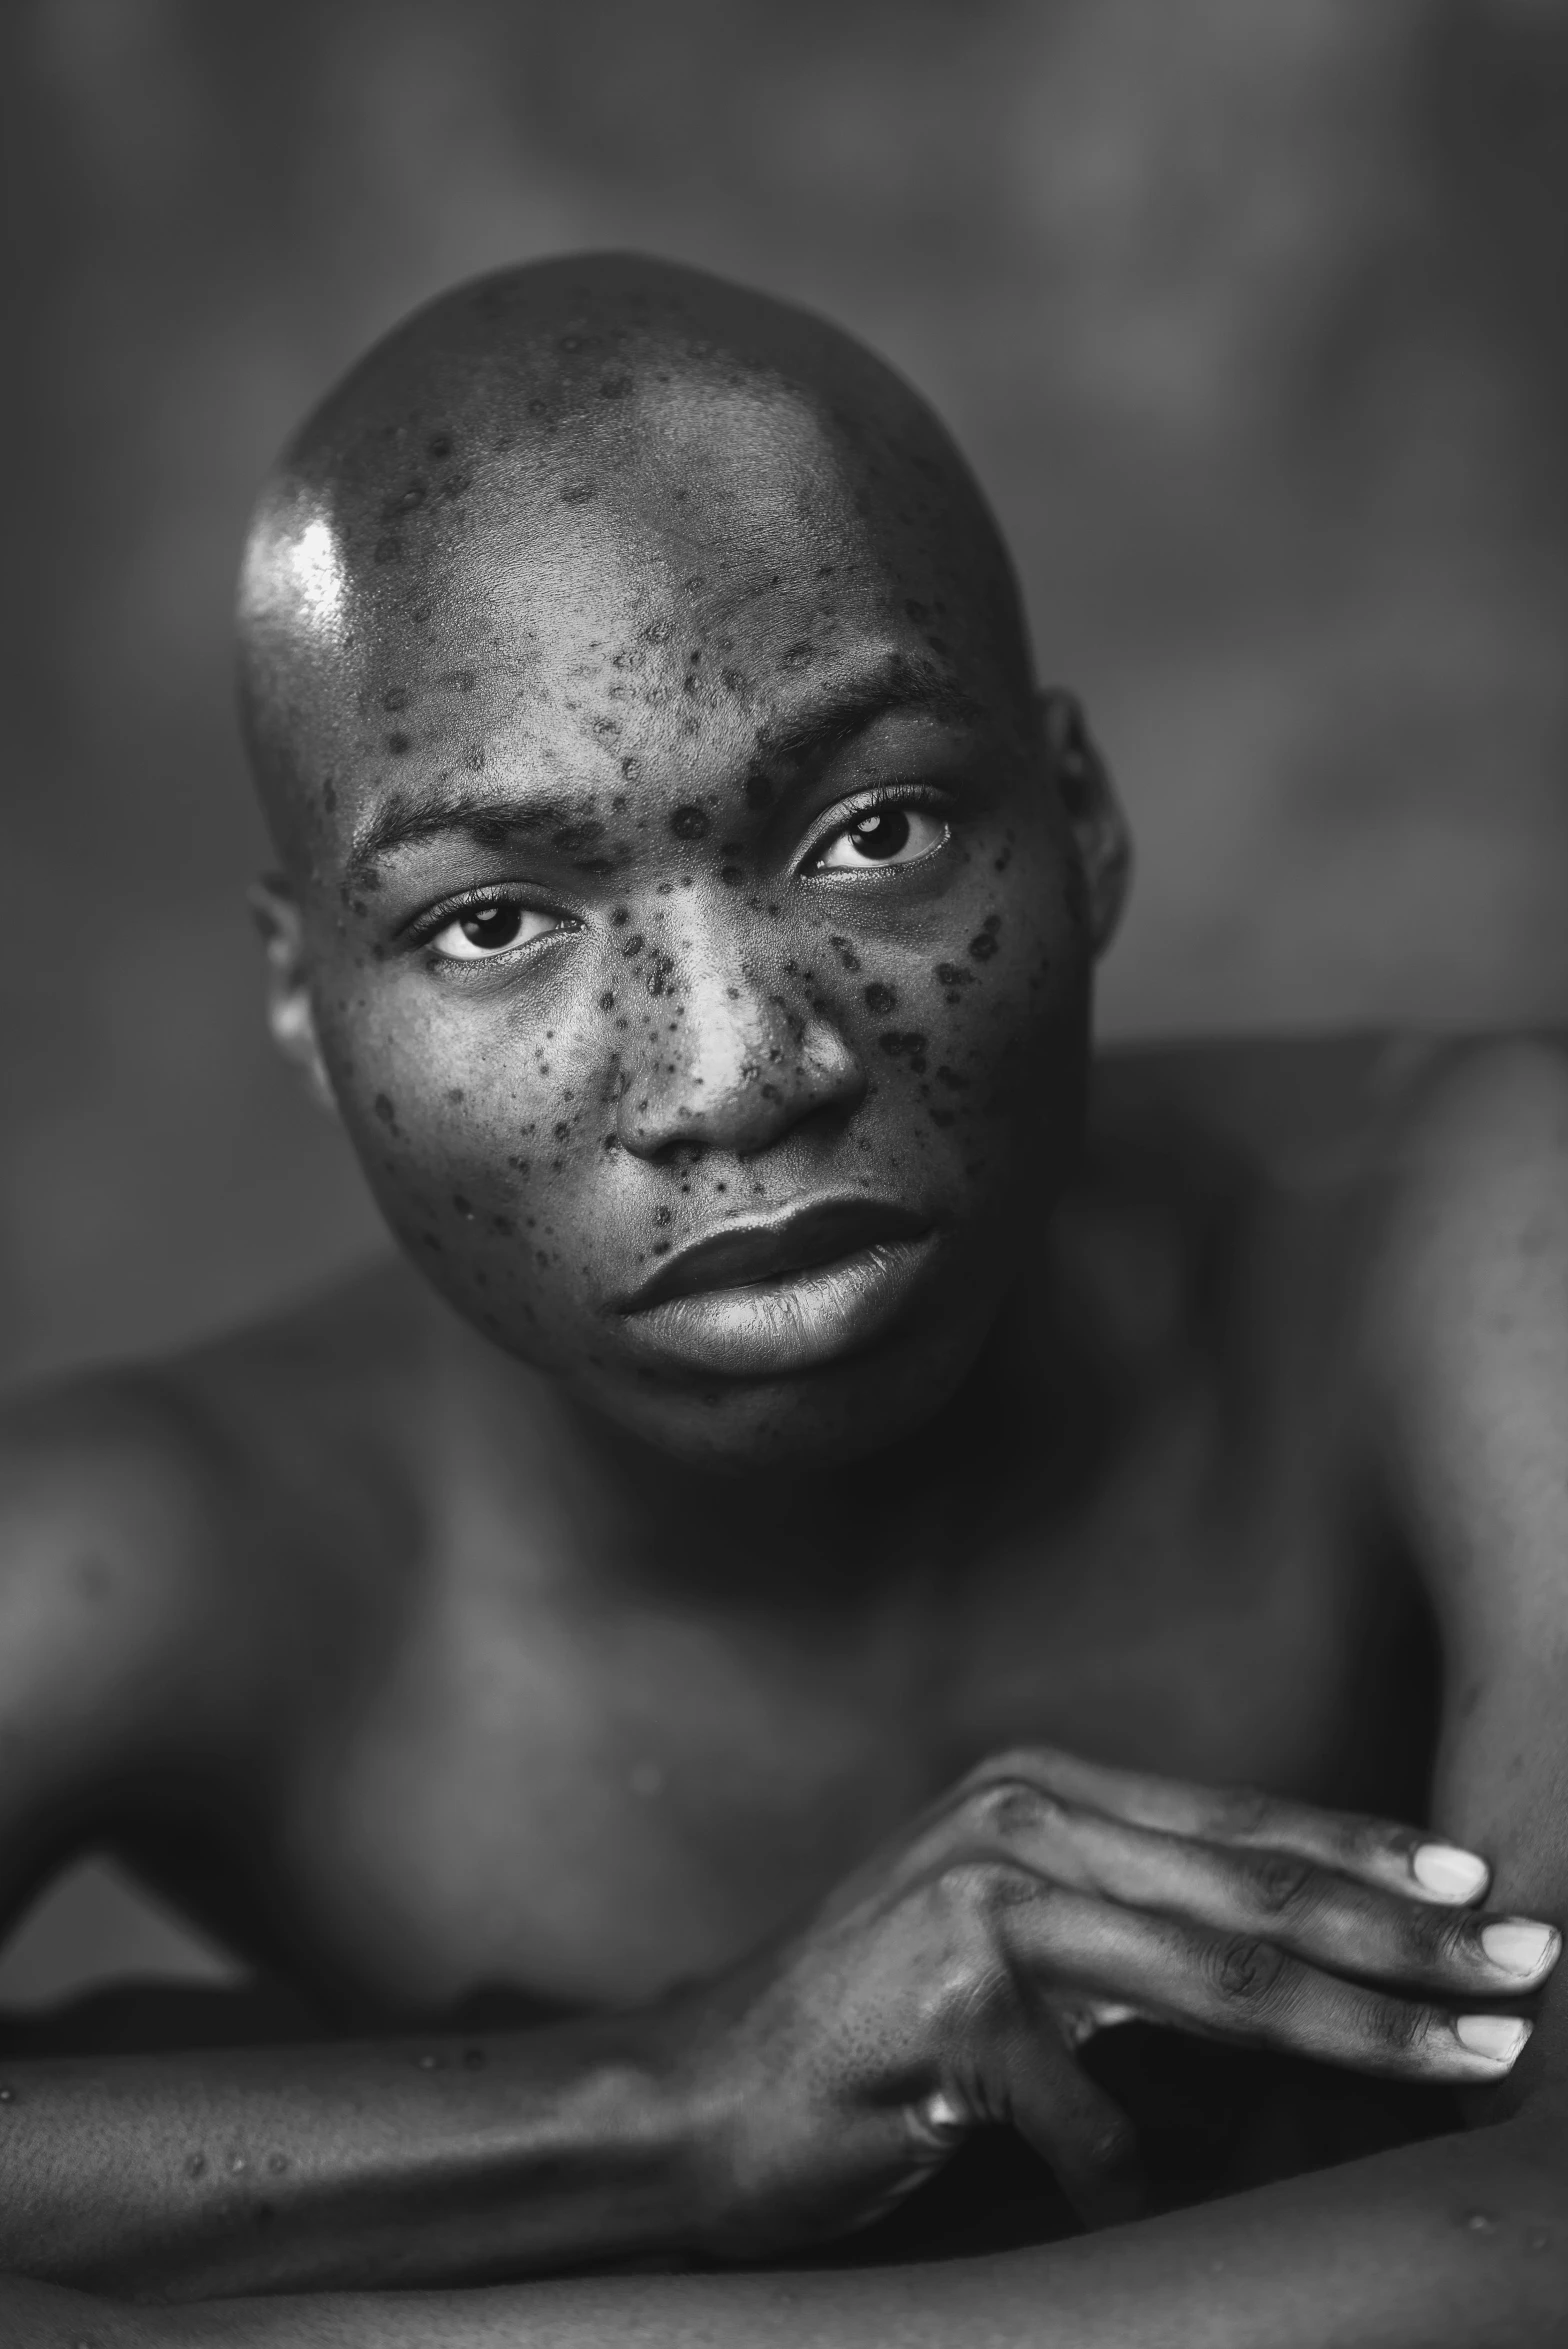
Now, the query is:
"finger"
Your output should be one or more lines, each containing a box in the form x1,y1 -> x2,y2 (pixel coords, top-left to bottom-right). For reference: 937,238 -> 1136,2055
971,2015 -> 1144,2231
1000,1879 -> 1535,2086
960,1747 -> 1492,1908
985,1802 -> 1561,1999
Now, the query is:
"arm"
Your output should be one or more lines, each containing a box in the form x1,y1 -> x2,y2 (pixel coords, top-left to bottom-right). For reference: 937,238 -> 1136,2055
70,1036 -> 1565,2349
9,1076 -> 1568,2349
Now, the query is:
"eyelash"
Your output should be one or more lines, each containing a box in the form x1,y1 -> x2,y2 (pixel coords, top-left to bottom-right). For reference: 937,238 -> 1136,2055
406,785 -> 955,968
800,784 -> 952,874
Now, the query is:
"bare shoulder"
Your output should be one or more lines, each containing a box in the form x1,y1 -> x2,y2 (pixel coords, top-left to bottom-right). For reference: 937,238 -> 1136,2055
0,1256 -> 433,1868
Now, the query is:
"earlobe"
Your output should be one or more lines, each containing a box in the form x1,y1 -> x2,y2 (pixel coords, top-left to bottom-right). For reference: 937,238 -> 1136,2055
247,875 -> 338,1116
1038,689 -> 1133,957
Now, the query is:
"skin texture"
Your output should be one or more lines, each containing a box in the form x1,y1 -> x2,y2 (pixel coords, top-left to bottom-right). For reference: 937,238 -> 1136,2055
0,260 -> 1566,2345
239,254 -> 1126,1469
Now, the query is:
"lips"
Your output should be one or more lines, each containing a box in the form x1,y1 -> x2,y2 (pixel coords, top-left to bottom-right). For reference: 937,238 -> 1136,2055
618,1200 -> 943,1379
624,1199 -> 932,1311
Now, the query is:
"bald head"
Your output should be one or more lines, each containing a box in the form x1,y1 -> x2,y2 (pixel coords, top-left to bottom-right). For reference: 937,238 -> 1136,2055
236,252 -> 1035,869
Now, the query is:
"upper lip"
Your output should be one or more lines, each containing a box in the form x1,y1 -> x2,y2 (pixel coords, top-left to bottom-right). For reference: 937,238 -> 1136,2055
623,1200 -> 933,1311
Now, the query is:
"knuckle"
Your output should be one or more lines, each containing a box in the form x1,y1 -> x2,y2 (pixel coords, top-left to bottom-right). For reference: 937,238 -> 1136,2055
1363,1996 -> 1431,2060
934,1856 -> 1038,1926
963,1777 -> 1061,1845
1244,1852 -> 1316,1918
1211,1932 -> 1289,2010
1212,1785 -> 1273,1840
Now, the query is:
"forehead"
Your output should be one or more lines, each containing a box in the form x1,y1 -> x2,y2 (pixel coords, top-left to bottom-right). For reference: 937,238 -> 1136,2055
251,374 -> 1023,854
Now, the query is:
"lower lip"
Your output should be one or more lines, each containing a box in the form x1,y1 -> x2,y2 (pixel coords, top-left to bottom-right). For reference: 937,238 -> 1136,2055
620,1233 -> 943,1377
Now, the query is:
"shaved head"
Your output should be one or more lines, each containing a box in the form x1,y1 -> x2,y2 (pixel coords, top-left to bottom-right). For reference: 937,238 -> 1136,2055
234,251 -> 1125,1470
236,252 -> 1034,872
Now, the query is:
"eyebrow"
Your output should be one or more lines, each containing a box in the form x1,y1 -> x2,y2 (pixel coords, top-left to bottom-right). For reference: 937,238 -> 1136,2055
758,656 -> 986,770
344,653 -> 986,889
346,790 -> 578,891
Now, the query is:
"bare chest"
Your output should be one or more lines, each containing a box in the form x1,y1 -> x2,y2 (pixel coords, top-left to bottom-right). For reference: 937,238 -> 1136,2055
261,1398 -> 1427,2022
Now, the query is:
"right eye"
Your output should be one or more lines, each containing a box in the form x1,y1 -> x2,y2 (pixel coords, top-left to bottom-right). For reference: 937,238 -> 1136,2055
428,901 -> 562,961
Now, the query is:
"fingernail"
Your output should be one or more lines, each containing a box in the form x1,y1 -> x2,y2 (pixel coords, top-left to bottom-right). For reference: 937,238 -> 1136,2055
1480,1919 -> 1560,1977
1455,2014 -> 1532,2064
1413,1844 -> 1490,1902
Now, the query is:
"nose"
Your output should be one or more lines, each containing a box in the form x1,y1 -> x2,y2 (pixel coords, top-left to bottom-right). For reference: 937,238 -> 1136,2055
614,954 -> 866,1162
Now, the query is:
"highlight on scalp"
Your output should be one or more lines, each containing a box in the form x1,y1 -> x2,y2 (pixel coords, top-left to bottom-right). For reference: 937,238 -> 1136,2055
235,252 -> 1035,873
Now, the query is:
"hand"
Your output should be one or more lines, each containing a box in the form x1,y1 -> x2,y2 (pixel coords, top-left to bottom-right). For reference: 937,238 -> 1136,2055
671,1745 -> 1560,2255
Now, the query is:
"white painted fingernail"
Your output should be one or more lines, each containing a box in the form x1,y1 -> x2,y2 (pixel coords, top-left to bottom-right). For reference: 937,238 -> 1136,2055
1455,2014 -> 1532,2064
1413,1844 -> 1490,1902
1480,1920 -> 1560,1977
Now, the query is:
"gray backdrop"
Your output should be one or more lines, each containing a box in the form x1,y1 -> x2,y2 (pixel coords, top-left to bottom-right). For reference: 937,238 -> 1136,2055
2,0 -> 1566,1992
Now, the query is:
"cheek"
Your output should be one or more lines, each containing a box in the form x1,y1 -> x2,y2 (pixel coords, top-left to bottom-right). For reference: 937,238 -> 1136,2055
320,976 -> 619,1320
813,852 -> 1080,1148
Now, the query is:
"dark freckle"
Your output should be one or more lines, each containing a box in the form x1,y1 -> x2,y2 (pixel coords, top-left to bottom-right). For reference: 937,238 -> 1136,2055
599,374 -> 632,398
719,865 -> 743,887
670,805 -> 710,841
654,1205 -> 673,1227
374,536 -> 403,563
721,666 -> 747,692
599,991 -> 616,1011
452,1194 -> 474,1218
781,641 -> 814,669
427,434 -> 452,459
382,687 -> 409,711
381,480 -> 425,518
386,731 -> 411,754
935,962 -> 973,986
684,574 -> 705,591
410,603 -> 431,624
879,1030 -> 929,1074
903,599 -> 928,622
611,906 -> 630,926
983,913 -> 1002,933
446,1087 -> 465,1104
528,397 -> 548,414
622,933 -> 645,957
967,933 -> 999,962
561,481 -> 596,505
863,982 -> 896,1015
466,745 -> 485,771
491,1214 -> 514,1237
374,1093 -> 397,1126
441,668 -> 477,694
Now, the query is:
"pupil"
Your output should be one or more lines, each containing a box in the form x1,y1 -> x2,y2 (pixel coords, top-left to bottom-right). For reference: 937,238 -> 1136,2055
849,809 -> 910,861
460,905 -> 521,949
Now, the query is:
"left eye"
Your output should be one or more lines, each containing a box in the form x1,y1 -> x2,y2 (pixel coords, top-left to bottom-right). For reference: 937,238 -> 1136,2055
428,902 -> 561,960
814,805 -> 948,872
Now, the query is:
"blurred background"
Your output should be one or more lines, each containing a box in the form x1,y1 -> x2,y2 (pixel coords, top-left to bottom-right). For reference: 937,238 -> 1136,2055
1,0 -> 1566,1994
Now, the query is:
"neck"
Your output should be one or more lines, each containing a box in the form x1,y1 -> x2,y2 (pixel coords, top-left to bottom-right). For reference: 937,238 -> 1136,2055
427,1253 -> 1121,1617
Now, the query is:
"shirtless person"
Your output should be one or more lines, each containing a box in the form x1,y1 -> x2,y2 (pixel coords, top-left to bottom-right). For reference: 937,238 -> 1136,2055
3,255 -> 1567,2347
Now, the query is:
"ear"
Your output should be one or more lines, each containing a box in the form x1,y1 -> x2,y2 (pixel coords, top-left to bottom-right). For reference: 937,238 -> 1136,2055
248,875 -> 338,1115
1038,689 -> 1132,957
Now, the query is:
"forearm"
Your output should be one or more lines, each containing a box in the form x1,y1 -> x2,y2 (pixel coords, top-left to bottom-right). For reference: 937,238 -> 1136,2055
0,2015 -> 701,2301
26,2109 -> 1567,2349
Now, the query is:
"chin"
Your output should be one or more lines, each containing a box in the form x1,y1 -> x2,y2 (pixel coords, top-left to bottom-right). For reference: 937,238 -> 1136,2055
567,1296 -> 1002,1475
